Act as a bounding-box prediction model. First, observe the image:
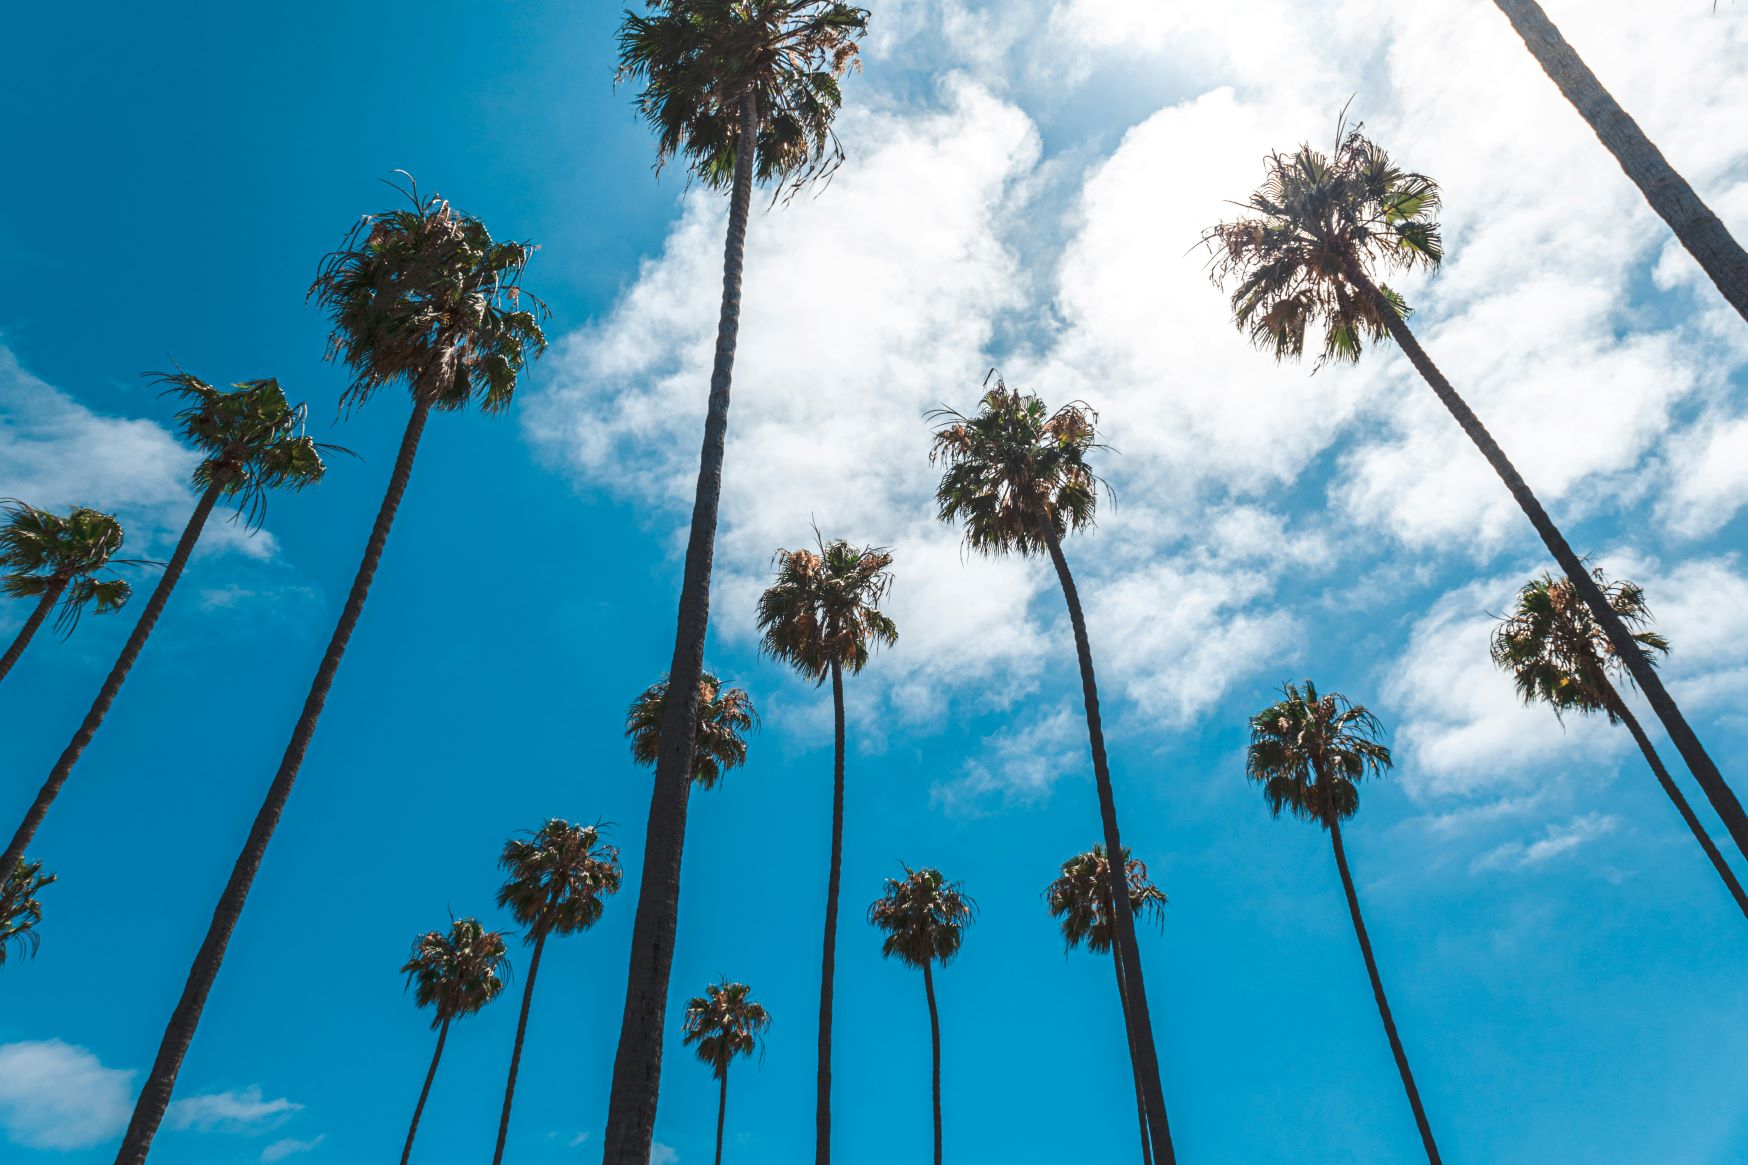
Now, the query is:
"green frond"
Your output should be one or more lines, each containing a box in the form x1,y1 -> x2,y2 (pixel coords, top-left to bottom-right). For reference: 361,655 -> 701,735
868,865 -> 976,971
681,979 -> 771,1078
401,915 -> 510,1025
1491,564 -> 1666,724
1043,844 -> 1167,955
1244,680 -> 1392,828
756,534 -> 897,681
0,859 -> 56,966
496,819 -> 624,941
626,670 -> 758,788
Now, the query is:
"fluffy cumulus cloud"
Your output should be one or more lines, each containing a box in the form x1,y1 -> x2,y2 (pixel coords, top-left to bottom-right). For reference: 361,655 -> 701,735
0,1039 -> 133,1150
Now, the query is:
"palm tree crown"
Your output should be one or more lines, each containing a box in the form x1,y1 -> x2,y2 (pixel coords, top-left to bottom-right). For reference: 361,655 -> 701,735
682,980 -> 771,1079
928,378 -> 1105,557
617,0 -> 870,191
496,820 -> 624,940
1246,681 -> 1394,827
309,181 -> 547,413
0,859 -> 56,966
1491,567 -> 1668,725
1203,123 -> 1442,366
626,672 -> 758,789
0,502 -> 132,632
1045,845 -> 1167,956
868,867 -> 976,970
401,917 -> 509,1025
756,536 -> 896,680
150,373 -> 330,527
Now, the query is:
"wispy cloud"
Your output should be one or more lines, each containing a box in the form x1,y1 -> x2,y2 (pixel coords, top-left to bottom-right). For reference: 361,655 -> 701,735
262,1134 -> 326,1163
933,706 -> 1082,814
1472,813 -> 1621,873
166,1085 -> 301,1133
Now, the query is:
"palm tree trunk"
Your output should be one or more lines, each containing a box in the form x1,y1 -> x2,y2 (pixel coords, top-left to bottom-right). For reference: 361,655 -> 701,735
1039,523 -> 1176,1165
1328,815 -> 1442,1164
714,1069 -> 729,1165
113,399 -> 434,1164
0,578 -> 66,685
922,959 -> 943,1165
1489,0 -> 1748,323
601,90 -> 758,1165
814,659 -> 846,1165
493,930 -> 548,1165
400,1018 -> 450,1165
1355,267 -> 1748,868
1,481 -> 224,877
1605,686 -> 1748,919
1111,947 -> 1152,1165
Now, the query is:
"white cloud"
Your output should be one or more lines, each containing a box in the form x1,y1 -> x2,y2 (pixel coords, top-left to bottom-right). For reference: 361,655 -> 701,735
262,1134 -> 326,1163
1657,413 -> 1748,538
651,1144 -> 680,1165
933,705 -> 1082,813
166,1085 -> 301,1133
1472,812 -> 1621,872
0,1040 -> 133,1150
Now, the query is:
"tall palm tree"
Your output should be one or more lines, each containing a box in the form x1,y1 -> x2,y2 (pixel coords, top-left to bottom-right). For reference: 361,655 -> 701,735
929,378 -> 1176,1164
754,534 -> 894,1164
625,671 -> 758,791
492,820 -> 623,1165
0,858 -> 55,966
606,5 -> 868,1156
1205,125 -> 1748,871
1487,0 -> 1748,323
399,917 -> 509,1165
868,866 -> 975,1165
681,980 -> 771,1165
114,187 -> 545,1164
1044,845 -> 1168,1165
1246,681 -> 1442,1164
1493,568 -> 1748,917
0,501 -> 131,685
1,375 -> 328,879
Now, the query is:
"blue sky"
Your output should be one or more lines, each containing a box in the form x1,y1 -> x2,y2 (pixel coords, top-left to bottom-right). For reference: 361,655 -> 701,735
3,1 -> 1747,1163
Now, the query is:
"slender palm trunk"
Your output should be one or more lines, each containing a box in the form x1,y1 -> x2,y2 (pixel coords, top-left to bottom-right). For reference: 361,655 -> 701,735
400,1018 -> 450,1165
1040,523 -> 1176,1165
1356,268 -> 1748,867
602,92 -> 758,1165
1328,815 -> 1442,1164
493,930 -> 549,1165
1489,0 -> 1748,323
714,1069 -> 729,1165
1111,947 -> 1152,1165
1606,687 -> 1748,919
921,960 -> 943,1165
1,481 -> 224,876
0,579 -> 65,686
114,399 -> 434,1164
814,660 -> 846,1165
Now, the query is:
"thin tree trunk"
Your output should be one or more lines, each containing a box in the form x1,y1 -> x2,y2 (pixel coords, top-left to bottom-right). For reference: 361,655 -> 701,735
1111,944 -> 1152,1165
1328,816 -> 1442,1164
114,399 -> 434,1164
1606,687 -> 1748,919
601,91 -> 758,1165
493,930 -> 549,1165
400,1018 -> 450,1165
1040,523 -> 1176,1165
714,1069 -> 729,1165
1,481 -> 224,876
1356,268 -> 1748,867
0,579 -> 65,686
922,960 -> 942,1165
814,660 -> 846,1165
1489,0 -> 1748,323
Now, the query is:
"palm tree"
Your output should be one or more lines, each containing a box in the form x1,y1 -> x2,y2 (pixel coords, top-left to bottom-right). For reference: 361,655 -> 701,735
0,859 -> 55,966
0,501 -> 131,684
1044,845 -> 1167,1165
1204,124 -> 1748,872
681,980 -> 771,1165
868,866 -> 975,1165
1246,681 -> 1442,1164
1493,568 -> 1748,918
491,820 -> 623,1165
1,375 -> 328,879
754,534 -> 894,1163
929,378 -> 1176,1164
114,186 -> 545,1164
625,671 -> 758,791
1487,0 -> 1748,323
399,917 -> 509,1165
606,5 -> 868,1156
